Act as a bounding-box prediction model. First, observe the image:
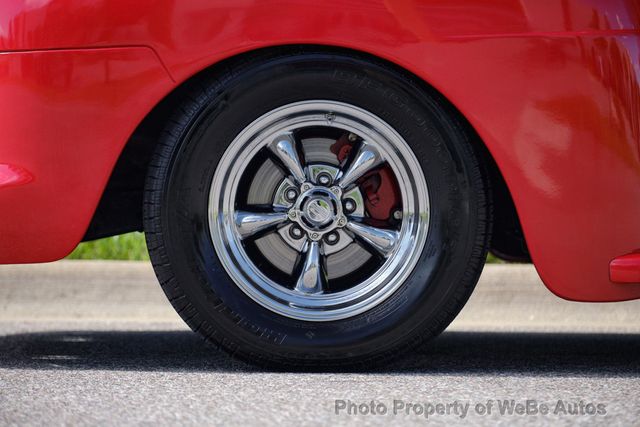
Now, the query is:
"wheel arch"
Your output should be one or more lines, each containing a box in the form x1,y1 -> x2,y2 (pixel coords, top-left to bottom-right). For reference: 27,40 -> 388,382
85,44 -> 529,262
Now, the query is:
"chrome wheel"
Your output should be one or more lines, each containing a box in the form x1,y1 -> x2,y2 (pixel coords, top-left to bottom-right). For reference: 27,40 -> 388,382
209,100 -> 429,321
147,52 -> 490,367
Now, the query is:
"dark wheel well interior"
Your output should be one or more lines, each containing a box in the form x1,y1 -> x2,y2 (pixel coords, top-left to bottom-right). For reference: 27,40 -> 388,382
83,45 -> 530,262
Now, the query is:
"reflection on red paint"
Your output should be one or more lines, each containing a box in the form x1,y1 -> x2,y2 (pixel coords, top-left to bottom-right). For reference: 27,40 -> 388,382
0,164 -> 32,189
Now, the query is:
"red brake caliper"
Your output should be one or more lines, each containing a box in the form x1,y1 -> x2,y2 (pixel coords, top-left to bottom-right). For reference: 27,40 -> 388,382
331,135 -> 401,221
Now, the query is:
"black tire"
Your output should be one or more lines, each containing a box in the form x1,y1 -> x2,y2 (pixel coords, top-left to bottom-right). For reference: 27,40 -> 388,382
143,48 -> 491,369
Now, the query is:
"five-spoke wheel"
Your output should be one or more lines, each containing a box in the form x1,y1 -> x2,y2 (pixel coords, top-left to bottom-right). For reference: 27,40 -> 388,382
144,50 -> 489,368
210,101 -> 429,321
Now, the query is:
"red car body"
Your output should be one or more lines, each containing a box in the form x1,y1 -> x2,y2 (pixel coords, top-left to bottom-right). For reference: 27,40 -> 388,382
0,0 -> 639,302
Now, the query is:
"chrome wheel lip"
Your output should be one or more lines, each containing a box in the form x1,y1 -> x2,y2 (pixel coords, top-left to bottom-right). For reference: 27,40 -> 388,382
209,100 -> 430,321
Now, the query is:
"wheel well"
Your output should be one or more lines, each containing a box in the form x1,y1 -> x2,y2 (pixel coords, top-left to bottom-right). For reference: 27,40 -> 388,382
83,45 -> 530,262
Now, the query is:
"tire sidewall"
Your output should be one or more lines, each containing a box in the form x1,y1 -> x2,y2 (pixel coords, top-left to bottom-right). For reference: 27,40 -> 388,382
154,53 -> 483,361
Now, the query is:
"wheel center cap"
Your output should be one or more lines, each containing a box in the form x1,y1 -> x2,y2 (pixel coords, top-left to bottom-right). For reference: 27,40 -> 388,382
291,185 -> 344,235
303,197 -> 334,226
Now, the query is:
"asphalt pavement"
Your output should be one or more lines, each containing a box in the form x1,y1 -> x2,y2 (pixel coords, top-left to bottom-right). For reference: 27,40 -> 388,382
0,261 -> 639,426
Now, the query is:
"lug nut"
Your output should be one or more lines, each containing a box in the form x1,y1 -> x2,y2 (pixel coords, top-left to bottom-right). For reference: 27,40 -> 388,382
310,232 -> 320,240
317,173 -> 332,186
289,225 -> 304,240
288,210 -> 297,220
393,210 -> 403,220
344,199 -> 356,213
338,217 -> 347,227
301,183 -> 312,192
348,133 -> 358,142
285,188 -> 299,201
325,232 -> 340,245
